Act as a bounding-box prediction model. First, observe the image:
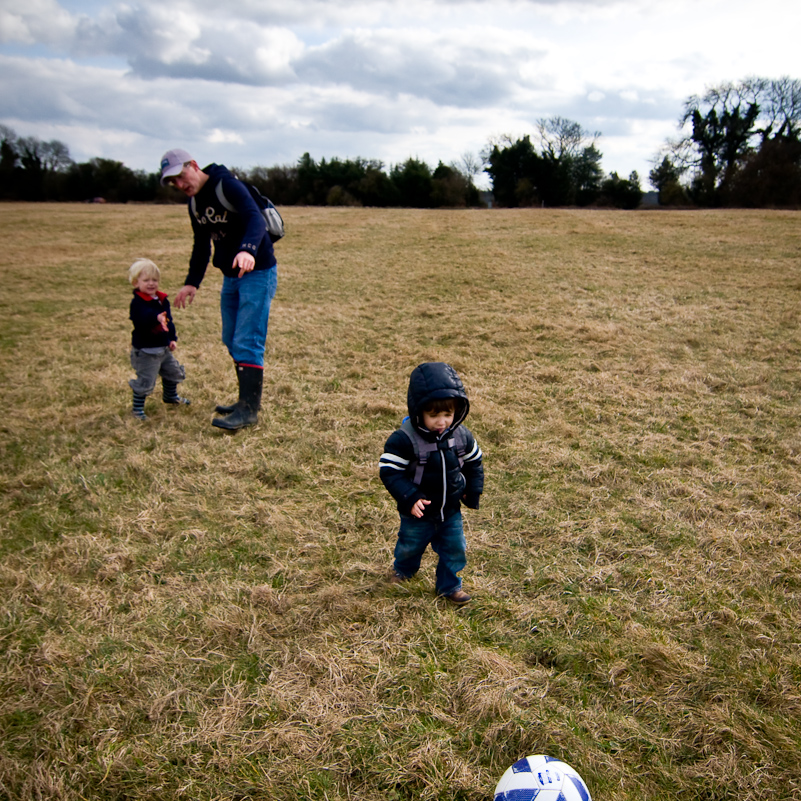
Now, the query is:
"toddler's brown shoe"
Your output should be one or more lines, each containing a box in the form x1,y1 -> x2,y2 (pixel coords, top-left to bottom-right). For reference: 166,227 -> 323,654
445,589 -> 471,605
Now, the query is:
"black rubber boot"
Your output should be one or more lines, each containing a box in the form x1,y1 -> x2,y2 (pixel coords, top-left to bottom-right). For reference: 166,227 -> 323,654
215,362 -> 239,415
212,365 -> 263,430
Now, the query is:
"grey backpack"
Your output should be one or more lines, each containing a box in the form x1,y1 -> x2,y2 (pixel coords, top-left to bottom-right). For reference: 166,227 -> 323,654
191,180 -> 285,243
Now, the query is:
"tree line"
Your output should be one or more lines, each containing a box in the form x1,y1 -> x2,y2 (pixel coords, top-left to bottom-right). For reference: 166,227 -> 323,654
239,153 -> 483,208
649,76 -> 801,207
0,120 -> 638,209
1,76 -> 799,208
0,125 -> 165,204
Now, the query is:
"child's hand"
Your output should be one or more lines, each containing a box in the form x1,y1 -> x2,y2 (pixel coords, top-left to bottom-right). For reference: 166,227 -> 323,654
169,341 -> 177,352
157,312 -> 169,331
411,498 -> 430,518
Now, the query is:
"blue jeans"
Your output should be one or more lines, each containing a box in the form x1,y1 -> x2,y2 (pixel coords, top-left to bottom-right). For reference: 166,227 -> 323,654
220,267 -> 277,366
393,511 -> 466,596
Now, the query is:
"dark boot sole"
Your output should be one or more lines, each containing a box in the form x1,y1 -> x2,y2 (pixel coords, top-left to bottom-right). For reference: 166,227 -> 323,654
211,414 -> 258,431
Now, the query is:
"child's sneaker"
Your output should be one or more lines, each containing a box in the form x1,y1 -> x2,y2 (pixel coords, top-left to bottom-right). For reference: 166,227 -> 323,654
444,589 -> 471,605
132,409 -> 148,421
389,570 -> 408,585
163,395 -> 191,405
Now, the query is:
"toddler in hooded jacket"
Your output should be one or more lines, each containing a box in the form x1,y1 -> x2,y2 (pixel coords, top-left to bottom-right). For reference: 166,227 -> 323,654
379,362 -> 484,604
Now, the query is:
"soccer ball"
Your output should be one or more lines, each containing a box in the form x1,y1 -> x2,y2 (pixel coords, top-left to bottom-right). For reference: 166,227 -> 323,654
494,755 -> 592,801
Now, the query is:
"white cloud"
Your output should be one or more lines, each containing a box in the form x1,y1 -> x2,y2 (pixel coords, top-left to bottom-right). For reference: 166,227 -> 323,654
1,0 -> 800,185
0,0 -> 76,45
295,27 -> 540,108
208,128 -> 245,145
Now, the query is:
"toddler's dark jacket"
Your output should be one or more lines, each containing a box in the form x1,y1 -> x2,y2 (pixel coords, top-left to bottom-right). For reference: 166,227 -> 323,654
184,163 -> 276,288
130,290 -> 176,349
380,362 -> 484,522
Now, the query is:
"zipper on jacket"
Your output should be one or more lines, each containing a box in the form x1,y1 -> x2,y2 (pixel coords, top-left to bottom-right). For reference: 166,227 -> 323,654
438,447 -> 446,521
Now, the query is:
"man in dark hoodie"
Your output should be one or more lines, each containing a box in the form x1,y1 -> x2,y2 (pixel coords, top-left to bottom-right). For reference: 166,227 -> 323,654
379,362 -> 484,604
160,148 -> 277,431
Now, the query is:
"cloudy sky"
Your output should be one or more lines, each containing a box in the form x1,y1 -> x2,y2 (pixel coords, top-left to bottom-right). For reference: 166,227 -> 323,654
1,0 -> 799,189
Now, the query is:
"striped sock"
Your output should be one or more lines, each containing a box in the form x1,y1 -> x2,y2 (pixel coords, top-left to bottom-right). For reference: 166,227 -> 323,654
132,392 -> 147,420
162,380 -> 190,405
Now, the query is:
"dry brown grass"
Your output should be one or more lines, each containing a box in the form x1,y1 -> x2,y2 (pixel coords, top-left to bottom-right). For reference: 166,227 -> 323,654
1,203 -> 800,800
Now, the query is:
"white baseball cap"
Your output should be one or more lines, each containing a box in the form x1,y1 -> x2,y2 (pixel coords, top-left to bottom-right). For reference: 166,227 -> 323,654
160,148 -> 193,185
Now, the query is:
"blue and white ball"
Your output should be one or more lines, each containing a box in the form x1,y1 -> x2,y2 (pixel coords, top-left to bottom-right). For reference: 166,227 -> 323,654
494,755 -> 592,801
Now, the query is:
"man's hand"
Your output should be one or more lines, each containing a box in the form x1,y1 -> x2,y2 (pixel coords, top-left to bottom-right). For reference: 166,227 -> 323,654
233,251 -> 255,278
410,498 -> 431,519
174,285 -> 196,309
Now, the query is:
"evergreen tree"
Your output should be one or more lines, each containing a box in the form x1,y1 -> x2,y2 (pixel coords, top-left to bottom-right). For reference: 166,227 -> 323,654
484,121 -> 605,207
390,158 -> 433,208
599,171 -> 643,209
649,157 -> 687,206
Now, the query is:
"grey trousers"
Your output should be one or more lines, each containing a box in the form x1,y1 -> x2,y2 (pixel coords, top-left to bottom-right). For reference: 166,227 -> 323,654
129,348 -> 186,396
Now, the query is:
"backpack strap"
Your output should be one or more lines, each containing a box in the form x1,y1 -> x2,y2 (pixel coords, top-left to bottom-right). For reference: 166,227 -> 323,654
189,182 -> 234,219
189,181 -> 236,226
400,418 -> 439,485
215,180 -> 285,242
214,180 -> 237,213
400,418 -> 466,485
451,427 -> 467,469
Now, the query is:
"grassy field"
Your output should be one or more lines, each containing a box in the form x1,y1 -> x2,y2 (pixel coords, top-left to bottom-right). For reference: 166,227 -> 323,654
1,202 -> 800,801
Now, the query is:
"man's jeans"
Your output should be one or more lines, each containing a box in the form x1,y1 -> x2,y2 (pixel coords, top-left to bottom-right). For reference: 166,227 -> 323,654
393,511 -> 466,596
220,266 -> 278,366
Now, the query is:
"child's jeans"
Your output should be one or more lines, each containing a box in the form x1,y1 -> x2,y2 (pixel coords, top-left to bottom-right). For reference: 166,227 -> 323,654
129,348 -> 186,395
393,510 -> 466,596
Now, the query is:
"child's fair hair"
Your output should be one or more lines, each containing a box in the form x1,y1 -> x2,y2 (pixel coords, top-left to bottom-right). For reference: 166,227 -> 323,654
423,398 -> 456,415
128,258 -> 160,286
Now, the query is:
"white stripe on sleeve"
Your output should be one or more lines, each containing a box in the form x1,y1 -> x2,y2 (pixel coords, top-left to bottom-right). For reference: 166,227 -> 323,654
379,452 -> 410,470
463,441 -> 482,462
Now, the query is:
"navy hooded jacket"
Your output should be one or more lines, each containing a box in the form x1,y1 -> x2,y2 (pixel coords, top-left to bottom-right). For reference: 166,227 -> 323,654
379,362 -> 484,521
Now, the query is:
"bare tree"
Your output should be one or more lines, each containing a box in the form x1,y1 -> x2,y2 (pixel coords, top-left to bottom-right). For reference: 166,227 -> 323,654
679,77 -> 801,153
536,116 -> 600,161
14,135 -> 72,172
480,133 -> 518,166
457,151 -> 482,181
0,124 -> 17,146
655,76 -> 801,205
753,76 -> 801,139
41,140 -> 72,172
